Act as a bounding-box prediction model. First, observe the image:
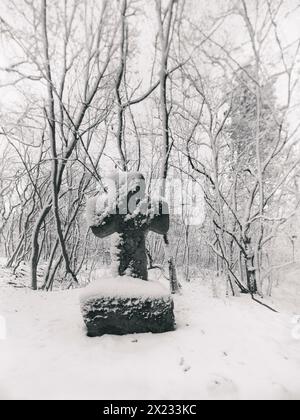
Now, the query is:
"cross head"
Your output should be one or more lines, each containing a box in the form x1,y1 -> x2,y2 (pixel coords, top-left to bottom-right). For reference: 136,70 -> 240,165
89,172 -> 169,280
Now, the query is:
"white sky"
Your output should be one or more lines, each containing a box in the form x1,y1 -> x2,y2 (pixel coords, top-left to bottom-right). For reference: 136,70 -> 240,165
1,0 -> 300,99
0,0 -> 300,146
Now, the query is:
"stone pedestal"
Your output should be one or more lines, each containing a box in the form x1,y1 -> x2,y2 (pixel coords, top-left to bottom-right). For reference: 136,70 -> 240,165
80,276 -> 175,336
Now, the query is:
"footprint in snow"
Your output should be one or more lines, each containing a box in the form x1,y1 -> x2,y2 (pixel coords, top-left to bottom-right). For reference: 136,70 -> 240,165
207,375 -> 239,398
179,357 -> 191,373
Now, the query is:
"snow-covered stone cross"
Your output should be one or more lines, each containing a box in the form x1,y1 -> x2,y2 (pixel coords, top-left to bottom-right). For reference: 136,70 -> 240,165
87,171 -> 169,281
81,171 -> 175,337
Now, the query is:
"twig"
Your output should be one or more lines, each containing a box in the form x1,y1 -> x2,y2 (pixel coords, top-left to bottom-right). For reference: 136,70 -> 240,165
251,294 -> 279,313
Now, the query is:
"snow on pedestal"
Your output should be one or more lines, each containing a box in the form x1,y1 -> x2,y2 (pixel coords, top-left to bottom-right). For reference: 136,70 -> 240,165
80,275 -> 175,336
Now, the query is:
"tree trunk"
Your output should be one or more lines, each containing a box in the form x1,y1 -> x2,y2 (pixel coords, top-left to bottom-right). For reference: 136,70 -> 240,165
30,204 -> 51,290
155,0 -> 180,294
42,0 -> 78,286
245,238 -> 257,294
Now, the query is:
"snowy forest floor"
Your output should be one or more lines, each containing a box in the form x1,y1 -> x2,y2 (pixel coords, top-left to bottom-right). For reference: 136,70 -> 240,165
0,259 -> 300,400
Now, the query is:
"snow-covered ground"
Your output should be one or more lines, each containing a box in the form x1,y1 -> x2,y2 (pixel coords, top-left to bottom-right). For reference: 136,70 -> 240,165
0,260 -> 300,400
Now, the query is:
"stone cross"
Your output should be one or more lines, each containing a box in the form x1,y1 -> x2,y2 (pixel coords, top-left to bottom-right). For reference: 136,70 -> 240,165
89,172 -> 169,281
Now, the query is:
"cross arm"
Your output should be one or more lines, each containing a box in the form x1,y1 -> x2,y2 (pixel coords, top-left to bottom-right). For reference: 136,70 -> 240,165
148,199 -> 170,235
91,214 -> 119,239
86,195 -> 119,239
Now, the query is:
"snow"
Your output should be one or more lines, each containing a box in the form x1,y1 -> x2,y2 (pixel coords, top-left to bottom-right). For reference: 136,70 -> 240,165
1,262 -> 300,400
80,271 -> 171,302
85,196 -> 100,227
86,171 -> 169,230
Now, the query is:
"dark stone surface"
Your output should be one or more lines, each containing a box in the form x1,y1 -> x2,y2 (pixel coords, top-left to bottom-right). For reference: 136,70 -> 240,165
81,295 -> 176,337
113,228 -> 148,280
